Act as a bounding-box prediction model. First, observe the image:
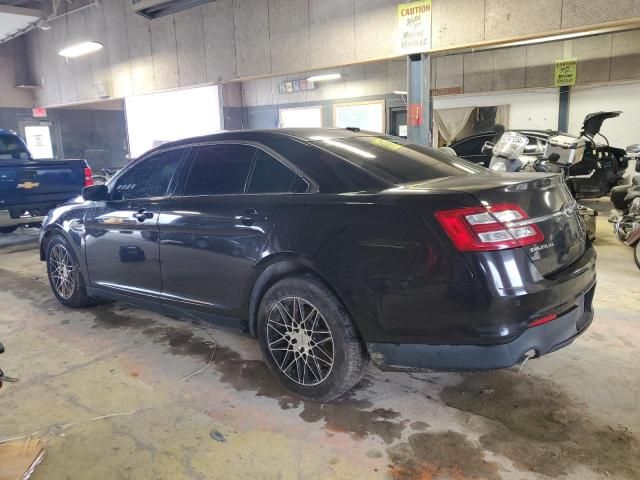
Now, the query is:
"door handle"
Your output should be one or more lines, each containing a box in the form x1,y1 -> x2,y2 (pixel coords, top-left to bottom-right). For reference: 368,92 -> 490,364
234,208 -> 266,226
133,209 -> 154,222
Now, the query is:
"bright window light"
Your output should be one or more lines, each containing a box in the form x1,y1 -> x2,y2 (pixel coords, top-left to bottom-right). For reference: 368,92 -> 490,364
125,85 -> 221,158
307,73 -> 341,82
58,41 -> 103,58
279,106 -> 323,128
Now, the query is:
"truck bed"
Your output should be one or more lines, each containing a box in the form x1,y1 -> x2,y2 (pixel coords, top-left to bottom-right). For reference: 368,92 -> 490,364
0,159 -> 89,227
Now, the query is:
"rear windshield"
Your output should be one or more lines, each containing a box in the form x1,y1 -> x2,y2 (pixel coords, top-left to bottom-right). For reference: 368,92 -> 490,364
309,135 -> 485,184
0,133 -> 29,161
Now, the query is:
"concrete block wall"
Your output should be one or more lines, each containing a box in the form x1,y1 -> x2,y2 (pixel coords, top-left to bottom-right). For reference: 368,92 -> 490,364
240,60 -> 406,107
0,39 -> 34,108
20,0 -> 640,107
432,30 -> 640,97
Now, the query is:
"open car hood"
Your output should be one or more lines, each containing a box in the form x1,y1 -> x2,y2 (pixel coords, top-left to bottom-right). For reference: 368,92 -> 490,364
580,111 -> 621,138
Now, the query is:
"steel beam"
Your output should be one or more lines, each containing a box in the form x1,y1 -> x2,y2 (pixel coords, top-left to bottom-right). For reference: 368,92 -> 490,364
407,53 -> 432,146
558,85 -> 571,133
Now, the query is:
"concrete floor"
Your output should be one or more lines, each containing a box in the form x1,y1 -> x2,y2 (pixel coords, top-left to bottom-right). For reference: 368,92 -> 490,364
0,200 -> 638,480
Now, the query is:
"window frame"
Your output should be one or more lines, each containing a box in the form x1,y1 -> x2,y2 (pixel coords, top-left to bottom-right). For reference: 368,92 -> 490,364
108,145 -> 190,201
174,140 -> 318,198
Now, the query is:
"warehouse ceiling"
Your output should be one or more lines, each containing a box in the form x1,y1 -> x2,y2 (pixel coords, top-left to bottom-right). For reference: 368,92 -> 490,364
0,2 -> 43,42
0,1 -> 48,8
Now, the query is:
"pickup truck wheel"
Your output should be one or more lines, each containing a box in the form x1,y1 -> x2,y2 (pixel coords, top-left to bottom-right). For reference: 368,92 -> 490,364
257,275 -> 369,402
0,226 -> 18,234
46,235 -> 96,308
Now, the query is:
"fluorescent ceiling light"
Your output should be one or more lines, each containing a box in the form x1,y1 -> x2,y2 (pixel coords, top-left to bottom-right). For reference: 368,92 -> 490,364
59,41 -> 103,58
393,90 -> 408,95
307,73 -> 341,82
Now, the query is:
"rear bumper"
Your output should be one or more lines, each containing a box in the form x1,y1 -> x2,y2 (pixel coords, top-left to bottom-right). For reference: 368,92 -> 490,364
0,210 -> 45,228
367,283 -> 595,371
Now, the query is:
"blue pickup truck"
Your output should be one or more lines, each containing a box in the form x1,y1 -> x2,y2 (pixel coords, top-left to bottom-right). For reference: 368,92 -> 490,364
0,129 -> 92,234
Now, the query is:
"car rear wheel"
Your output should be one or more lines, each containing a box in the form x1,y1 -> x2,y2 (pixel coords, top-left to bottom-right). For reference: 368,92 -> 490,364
46,235 -> 96,308
257,275 -> 369,402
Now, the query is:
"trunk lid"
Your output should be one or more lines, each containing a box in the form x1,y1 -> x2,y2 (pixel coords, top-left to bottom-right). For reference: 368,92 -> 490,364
400,172 -> 587,276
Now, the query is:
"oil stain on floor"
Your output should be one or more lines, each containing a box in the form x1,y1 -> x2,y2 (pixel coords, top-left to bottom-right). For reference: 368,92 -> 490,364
440,371 -> 640,479
387,431 -> 500,480
90,299 -> 411,446
10,265 -> 637,478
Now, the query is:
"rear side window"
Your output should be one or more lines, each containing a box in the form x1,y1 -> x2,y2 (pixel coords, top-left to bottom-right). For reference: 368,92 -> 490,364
184,144 -> 255,195
310,136 -> 485,184
113,148 -> 183,200
247,150 -> 302,193
0,133 -> 29,161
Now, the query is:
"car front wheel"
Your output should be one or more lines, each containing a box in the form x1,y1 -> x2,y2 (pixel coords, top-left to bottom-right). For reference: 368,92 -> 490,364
257,275 -> 369,402
46,234 -> 96,308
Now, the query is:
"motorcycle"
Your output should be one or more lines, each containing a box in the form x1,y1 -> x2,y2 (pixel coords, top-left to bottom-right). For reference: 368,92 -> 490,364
484,131 -> 597,240
606,144 -> 640,268
450,111 -> 628,198
0,341 -> 17,390
613,196 -> 640,269
609,144 -> 640,213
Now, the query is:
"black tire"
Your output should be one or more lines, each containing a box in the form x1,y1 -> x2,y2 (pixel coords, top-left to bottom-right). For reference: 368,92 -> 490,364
635,241 -> 640,270
46,234 -> 97,308
610,185 -> 630,210
257,275 -> 369,402
0,226 -> 18,234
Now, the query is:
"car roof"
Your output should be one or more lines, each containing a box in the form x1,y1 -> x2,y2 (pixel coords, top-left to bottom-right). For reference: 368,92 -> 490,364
142,128 -> 377,157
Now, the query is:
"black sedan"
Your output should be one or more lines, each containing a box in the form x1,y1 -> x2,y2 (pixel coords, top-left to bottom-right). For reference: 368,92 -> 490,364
39,128 -> 596,401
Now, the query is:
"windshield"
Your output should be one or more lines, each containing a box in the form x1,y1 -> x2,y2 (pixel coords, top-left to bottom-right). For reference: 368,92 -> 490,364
309,135 -> 485,184
0,132 -> 29,161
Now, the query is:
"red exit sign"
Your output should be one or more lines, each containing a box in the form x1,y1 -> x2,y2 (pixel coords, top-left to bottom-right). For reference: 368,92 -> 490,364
32,107 -> 47,118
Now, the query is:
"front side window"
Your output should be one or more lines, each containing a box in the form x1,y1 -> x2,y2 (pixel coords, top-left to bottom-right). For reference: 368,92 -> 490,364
247,150 -> 303,193
113,148 -> 183,200
184,144 -> 256,196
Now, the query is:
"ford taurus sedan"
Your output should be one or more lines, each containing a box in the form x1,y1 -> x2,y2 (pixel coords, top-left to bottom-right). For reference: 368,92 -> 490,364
39,128 -> 596,401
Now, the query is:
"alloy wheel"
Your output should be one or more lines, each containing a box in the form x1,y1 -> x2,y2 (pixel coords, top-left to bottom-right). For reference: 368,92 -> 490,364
266,297 -> 334,386
49,244 -> 77,300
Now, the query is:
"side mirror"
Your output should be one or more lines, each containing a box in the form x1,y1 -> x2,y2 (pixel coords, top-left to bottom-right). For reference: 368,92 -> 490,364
83,184 -> 108,202
481,141 -> 495,155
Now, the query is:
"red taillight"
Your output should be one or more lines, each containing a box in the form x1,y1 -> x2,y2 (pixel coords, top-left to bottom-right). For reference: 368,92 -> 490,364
529,313 -> 557,328
435,203 -> 544,252
84,167 -> 94,187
